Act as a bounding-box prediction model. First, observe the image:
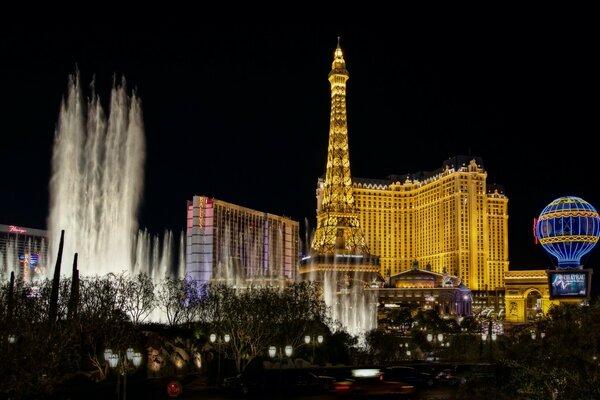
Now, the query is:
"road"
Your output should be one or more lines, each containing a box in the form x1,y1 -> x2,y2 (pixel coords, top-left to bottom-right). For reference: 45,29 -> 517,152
178,385 -> 458,399
55,375 -> 460,399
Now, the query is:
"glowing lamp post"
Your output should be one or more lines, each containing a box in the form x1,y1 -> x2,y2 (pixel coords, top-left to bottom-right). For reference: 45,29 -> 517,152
123,349 -> 143,400
104,349 -> 120,399
304,334 -> 323,364
104,348 -> 143,400
268,345 -> 293,366
481,331 -> 497,361
126,348 -> 135,361
530,331 -> 545,340
285,345 -> 293,358
131,352 -> 143,368
270,344 -> 293,393
104,349 -> 114,365
426,333 -> 445,361
210,333 -> 230,383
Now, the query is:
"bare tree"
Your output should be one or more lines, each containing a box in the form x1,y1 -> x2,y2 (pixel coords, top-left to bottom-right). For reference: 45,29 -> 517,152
276,281 -> 331,350
180,277 -> 204,326
199,282 -> 330,373
78,275 -> 136,380
156,276 -> 187,326
0,277 -> 80,397
118,272 -> 155,325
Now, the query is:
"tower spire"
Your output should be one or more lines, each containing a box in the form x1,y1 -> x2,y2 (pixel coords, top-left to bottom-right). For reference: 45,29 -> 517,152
299,42 -> 381,337
310,42 -> 370,256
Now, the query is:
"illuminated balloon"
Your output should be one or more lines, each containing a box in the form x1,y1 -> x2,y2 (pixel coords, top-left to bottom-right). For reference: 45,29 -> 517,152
535,196 -> 600,269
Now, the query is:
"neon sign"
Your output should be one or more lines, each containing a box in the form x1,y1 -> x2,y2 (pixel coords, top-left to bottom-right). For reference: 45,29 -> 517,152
9,225 -> 27,234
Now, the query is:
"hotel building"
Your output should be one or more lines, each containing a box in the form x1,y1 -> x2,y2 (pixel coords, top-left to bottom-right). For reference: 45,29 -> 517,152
316,156 -> 509,291
0,224 -> 48,282
185,196 -> 300,286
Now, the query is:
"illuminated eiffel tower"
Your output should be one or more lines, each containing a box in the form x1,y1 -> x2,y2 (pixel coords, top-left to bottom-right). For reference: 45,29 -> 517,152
301,40 -> 380,280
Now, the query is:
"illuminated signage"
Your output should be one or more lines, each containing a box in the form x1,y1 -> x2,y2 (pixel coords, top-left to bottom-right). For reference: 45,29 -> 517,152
547,269 -> 593,300
9,225 -> 27,234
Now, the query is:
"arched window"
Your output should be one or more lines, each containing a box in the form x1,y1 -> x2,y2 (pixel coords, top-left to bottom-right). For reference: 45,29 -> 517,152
526,290 -> 542,321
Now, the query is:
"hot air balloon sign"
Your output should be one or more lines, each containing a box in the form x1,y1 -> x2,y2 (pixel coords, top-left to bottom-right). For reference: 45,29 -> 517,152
535,196 -> 600,269
536,196 -> 599,300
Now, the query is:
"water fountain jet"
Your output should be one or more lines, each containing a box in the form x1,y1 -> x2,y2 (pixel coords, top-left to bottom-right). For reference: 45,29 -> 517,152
47,73 -> 181,280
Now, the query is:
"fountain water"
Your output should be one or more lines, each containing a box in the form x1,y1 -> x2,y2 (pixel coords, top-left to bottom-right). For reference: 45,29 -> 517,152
47,73 -> 181,279
305,266 -> 378,340
322,270 -> 378,338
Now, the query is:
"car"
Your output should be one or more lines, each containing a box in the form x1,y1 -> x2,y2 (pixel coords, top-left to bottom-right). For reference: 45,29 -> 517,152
222,369 -> 336,396
435,367 -> 467,386
382,365 -> 434,388
333,368 -> 416,398
222,373 -> 254,396
435,363 -> 496,386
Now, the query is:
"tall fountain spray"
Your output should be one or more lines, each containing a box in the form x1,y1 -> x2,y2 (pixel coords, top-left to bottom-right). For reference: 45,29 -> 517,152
321,270 -> 378,338
47,73 -> 180,278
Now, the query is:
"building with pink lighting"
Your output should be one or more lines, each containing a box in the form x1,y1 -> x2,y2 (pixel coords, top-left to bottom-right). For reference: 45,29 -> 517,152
0,224 -> 48,282
185,196 -> 300,286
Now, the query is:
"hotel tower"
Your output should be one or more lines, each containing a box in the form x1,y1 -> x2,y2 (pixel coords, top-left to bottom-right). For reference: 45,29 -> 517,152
316,157 -> 509,291
305,41 -> 509,292
186,196 -> 299,286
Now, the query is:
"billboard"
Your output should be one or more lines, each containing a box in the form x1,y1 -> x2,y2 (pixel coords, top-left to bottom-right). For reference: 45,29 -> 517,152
547,269 -> 593,300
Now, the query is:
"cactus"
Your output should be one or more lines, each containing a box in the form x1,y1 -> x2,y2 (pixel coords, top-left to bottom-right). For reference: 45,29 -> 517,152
7,271 -> 14,325
48,230 -> 64,324
67,253 -> 79,320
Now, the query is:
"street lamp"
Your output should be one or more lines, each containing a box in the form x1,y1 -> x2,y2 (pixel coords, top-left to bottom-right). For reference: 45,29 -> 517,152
123,349 -> 143,400
268,345 -> 293,366
481,333 -> 497,342
530,330 -> 544,340
104,349 -> 120,400
210,333 -> 230,383
481,331 -> 497,361
304,334 -> 323,364
426,333 -> 444,361
530,330 -> 545,357
104,348 -> 143,400
269,345 -> 277,359
269,344 -> 293,394
285,345 -> 293,358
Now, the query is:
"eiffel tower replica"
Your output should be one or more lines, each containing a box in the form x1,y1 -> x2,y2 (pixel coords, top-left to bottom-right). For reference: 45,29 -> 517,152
300,40 -> 381,287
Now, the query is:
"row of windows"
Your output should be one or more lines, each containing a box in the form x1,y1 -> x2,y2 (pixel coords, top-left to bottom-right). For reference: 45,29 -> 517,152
321,172 -> 506,289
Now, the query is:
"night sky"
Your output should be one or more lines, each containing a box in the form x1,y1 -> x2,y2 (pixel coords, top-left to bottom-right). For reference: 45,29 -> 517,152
1,25 -> 597,291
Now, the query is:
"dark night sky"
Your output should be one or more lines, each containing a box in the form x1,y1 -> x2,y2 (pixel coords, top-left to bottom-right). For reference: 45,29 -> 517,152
1,25 -> 598,290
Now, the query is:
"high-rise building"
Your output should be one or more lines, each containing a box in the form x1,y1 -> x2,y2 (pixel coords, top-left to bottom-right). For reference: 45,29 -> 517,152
315,157 -> 509,290
186,196 -> 299,286
0,224 -> 48,282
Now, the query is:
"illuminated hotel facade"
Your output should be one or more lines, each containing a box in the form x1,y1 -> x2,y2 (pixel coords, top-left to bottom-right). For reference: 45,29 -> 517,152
316,156 -> 509,291
185,196 -> 300,286
0,224 -> 48,282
